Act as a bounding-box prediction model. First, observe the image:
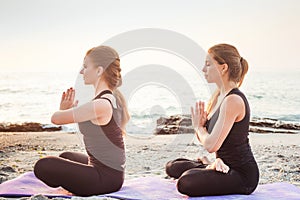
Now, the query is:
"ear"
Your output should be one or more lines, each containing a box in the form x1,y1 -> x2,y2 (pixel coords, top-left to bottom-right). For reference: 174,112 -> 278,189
221,63 -> 228,75
97,66 -> 104,77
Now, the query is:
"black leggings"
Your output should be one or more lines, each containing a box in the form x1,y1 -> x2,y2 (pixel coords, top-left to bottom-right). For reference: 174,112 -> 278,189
34,152 -> 124,196
166,158 -> 259,197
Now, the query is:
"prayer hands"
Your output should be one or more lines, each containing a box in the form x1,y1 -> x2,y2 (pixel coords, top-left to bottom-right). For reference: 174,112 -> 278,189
191,101 -> 208,132
59,87 -> 78,110
206,158 -> 230,173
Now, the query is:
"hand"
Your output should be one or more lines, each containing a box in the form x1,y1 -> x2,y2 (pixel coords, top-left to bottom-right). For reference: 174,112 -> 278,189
191,101 -> 207,132
206,158 -> 230,173
59,87 -> 78,110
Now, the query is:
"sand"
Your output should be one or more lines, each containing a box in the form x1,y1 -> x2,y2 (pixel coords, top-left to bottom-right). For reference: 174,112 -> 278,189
0,131 -> 299,199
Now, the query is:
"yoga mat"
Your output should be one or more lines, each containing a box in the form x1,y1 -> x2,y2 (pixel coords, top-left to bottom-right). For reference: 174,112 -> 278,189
0,172 -> 72,198
0,172 -> 300,200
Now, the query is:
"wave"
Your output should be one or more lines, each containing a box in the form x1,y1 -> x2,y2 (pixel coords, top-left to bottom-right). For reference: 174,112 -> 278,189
277,114 -> 300,122
0,88 -> 22,93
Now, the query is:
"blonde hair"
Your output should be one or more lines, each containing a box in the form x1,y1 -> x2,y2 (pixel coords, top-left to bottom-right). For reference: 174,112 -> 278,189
86,46 -> 130,135
206,44 -> 249,114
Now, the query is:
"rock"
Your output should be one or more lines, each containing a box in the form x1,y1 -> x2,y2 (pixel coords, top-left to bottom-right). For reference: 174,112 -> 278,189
0,122 -> 62,132
156,115 -> 300,135
250,117 -> 300,131
0,176 -> 8,184
21,194 -> 50,200
1,166 -> 16,173
156,115 -> 193,135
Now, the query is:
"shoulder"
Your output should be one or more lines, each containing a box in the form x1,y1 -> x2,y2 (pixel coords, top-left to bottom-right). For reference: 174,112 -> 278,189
220,94 -> 245,114
92,98 -> 113,112
93,94 -> 117,109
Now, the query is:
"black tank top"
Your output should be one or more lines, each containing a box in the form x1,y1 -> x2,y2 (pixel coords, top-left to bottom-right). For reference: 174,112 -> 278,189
205,88 -> 256,168
78,90 -> 125,172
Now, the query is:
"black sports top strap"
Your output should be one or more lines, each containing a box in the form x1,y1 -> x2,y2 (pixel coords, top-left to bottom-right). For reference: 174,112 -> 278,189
94,90 -> 113,100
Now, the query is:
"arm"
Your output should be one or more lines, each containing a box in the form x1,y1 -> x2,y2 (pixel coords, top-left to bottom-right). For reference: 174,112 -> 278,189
51,88 -> 112,125
191,95 -> 245,153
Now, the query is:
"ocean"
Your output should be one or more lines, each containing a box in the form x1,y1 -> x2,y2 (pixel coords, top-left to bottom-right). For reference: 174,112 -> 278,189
0,69 -> 299,135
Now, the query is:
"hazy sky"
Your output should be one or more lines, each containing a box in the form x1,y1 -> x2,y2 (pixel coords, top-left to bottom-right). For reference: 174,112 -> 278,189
1,0 -> 299,72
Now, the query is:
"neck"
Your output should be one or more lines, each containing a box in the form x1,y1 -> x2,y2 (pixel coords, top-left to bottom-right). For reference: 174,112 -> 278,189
217,80 -> 238,96
94,78 -> 111,96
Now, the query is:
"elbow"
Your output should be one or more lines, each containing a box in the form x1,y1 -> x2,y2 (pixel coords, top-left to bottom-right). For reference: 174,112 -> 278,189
51,113 -> 62,125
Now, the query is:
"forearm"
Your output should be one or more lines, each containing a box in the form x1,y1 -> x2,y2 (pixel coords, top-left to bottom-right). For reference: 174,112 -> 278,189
195,127 -> 209,148
196,127 -> 219,153
51,109 -> 75,125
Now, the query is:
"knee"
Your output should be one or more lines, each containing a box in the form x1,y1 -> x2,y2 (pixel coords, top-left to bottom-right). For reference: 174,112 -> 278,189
167,160 -> 188,179
34,157 -> 53,179
177,175 -> 192,196
177,172 -> 203,197
165,160 -> 179,179
165,160 -> 173,176
33,156 -> 55,180
59,151 -> 72,159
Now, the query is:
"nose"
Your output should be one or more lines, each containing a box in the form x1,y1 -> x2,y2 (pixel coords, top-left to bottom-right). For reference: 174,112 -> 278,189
80,68 -> 84,74
202,65 -> 207,73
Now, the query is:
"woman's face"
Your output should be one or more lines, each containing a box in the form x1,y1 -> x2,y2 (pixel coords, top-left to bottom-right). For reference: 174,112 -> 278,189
202,54 -> 223,83
80,56 -> 99,85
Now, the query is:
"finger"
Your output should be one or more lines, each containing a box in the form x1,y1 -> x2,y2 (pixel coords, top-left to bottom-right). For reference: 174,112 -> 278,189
221,165 -> 227,173
200,101 -> 204,116
223,165 -> 229,173
220,164 -> 226,173
226,166 -> 230,173
71,88 -> 75,101
191,106 -> 195,125
61,92 -> 66,101
197,101 -> 201,119
204,111 -> 207,118
191,106 -> 195,118
73,100 -> 79,107
66,88 -> 72,100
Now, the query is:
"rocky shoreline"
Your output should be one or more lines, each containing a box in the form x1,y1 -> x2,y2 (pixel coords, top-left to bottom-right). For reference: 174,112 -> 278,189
1,115 -> 299,134
155,115 -> 300,135
0,122 -> 62,132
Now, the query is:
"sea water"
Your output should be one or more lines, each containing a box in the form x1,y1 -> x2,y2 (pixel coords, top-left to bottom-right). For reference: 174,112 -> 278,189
0,69 -> 299,134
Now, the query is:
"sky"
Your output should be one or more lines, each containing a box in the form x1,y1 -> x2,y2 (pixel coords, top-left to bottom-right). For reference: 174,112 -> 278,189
0,0 -> 299,73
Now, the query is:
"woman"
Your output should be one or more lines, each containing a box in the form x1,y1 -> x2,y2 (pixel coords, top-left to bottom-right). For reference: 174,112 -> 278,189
34,46 -> 130,196
165,44 -> 259,197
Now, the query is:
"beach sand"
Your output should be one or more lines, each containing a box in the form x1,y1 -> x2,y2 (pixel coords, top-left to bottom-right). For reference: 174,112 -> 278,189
0,131 -> 299,199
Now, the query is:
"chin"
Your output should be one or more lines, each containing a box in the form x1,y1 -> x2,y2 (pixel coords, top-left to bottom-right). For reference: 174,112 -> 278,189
83,80 -> 90,85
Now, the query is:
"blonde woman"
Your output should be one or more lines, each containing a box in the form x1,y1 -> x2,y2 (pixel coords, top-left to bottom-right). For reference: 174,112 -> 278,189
166,44 -> 259,197
34,46 -> 129,196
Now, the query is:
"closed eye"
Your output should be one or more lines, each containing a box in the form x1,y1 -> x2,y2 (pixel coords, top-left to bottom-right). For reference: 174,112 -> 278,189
205,61 -> 210,66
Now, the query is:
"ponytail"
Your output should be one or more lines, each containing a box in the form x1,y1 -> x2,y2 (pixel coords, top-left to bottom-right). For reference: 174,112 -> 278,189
113,89 -> 130,136
238,57 -> 249,87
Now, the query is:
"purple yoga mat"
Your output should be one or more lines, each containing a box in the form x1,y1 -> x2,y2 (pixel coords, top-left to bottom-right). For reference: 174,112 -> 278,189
0,172 -> 300,200
0,172 -> 72,198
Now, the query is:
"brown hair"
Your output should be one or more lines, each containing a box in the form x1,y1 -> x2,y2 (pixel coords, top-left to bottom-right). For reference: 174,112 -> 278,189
206,44 -> 249,114
86,46 -> 130,135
